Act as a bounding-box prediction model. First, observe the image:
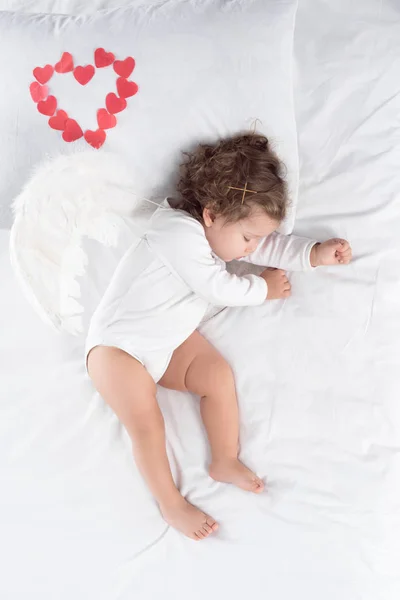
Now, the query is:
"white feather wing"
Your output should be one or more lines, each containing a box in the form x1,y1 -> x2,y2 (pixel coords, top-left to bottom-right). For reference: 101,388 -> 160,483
9,150 -> 148,335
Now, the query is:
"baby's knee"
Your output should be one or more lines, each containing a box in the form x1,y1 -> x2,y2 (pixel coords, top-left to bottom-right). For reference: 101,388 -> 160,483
184,350 -> 235,396
203,355 -> 235,392
125,403 -> 164,438
215,357 -> 234,381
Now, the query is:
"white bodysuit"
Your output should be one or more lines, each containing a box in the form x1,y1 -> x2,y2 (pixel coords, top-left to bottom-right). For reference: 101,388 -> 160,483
85,200 -> 317,382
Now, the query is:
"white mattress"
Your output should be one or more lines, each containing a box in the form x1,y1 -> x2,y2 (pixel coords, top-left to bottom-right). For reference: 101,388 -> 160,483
2,1 -> 400,599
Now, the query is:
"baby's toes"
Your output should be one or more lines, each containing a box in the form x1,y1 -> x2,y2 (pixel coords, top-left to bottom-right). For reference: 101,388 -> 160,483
195,529 -> 206,539
206,517 -> 219,531
252,477 -> 265,493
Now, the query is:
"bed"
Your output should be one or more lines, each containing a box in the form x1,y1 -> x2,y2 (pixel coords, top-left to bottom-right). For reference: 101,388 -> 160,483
1,1 -> 400,599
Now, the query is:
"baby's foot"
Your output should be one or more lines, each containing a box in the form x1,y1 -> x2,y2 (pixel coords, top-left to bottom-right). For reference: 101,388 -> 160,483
160,498 -> 219,541
209,458 -> 264,494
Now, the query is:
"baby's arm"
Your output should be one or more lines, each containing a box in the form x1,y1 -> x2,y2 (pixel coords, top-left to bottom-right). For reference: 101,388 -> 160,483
147,216 -> 268,306
242,232 -> 352,270
241,232 -> 317,271
167,241 -> 268,306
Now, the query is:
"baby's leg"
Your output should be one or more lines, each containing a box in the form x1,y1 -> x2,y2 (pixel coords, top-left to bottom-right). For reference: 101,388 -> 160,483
159,331 -> 264,494
87,346 -> 218,540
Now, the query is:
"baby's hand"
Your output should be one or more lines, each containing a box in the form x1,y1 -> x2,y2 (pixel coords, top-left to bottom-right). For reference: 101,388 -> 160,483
310,239 -> 352,267
260,268 -> 291,300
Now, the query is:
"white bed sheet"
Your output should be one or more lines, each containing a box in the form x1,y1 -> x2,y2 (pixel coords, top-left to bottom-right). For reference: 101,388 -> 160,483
2,0 -> 400,599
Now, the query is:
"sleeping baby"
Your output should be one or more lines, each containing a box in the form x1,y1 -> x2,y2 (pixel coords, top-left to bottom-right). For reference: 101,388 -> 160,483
86,132 -> 352,540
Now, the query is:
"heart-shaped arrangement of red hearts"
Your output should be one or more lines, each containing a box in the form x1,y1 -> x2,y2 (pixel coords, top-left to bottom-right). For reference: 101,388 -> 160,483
30,48 -> 138,149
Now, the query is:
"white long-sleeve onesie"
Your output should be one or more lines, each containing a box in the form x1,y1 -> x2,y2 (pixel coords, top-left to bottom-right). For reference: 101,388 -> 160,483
85,200 -> 317,381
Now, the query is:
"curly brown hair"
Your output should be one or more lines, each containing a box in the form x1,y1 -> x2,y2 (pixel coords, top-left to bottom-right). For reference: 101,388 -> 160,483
174,132 -> 288,224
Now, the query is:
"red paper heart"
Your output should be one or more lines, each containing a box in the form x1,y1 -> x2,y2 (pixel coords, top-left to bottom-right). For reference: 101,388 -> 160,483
33,64 -> 54,85
116,77 -> 139,99
73,65 -> 95,86
30,81 -> 49,103
55,52 -> 74,74
95,48 -> 115,68
48,109 -> 69,131
32,49 -> 139,149
37,95 -> 57,116
106,93 -> 127,114
84,129 -> 106,149
62,118 -> 83,142
113,57 -> 135,78
97,108 -> 117,130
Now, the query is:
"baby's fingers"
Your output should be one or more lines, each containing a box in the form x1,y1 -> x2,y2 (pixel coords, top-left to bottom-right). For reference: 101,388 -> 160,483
334,238 -> 350,251
337,250 -> 352,264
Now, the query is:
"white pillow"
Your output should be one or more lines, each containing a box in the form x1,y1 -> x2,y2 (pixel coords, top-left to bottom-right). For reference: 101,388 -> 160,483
0,0 -> 136,13
0,0 -> 299,232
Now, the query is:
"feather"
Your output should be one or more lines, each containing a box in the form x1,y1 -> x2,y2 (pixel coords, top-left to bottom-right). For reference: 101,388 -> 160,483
9,150 -> 149,335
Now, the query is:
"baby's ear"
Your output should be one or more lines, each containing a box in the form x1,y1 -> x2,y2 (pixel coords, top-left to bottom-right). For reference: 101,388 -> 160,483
203,206 -> 215,226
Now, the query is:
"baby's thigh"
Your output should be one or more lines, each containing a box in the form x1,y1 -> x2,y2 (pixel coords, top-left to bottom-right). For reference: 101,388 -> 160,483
87,346 -> 157,425
159,331 -> 232,395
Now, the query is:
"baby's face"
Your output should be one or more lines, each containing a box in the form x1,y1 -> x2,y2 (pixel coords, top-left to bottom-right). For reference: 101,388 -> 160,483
203,207 -> 280,262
